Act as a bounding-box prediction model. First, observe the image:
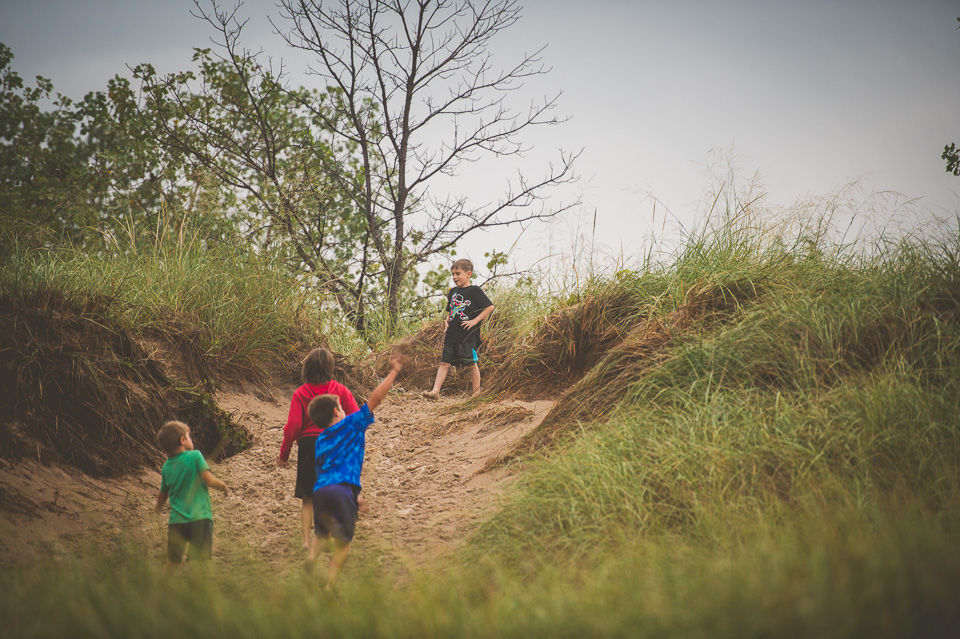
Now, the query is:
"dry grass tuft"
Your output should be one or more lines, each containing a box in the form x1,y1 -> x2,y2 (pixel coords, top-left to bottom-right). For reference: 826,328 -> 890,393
488,278 -> 763,466
486,286 -> 648,400
331,350 -> 378,404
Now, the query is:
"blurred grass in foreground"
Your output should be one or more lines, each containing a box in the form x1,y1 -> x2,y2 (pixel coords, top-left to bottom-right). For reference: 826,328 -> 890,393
1,507 -> 957,638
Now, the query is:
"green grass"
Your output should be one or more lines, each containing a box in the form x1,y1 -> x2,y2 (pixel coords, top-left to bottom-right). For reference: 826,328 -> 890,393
2,199 -> 960,635
2,508 -> 958,638
1,228 -> 314,377
477,214 -> 960,547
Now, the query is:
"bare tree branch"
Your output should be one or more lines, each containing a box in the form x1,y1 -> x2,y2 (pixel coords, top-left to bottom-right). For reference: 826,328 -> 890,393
274,0 -> 579,323
142,0 -> 578,333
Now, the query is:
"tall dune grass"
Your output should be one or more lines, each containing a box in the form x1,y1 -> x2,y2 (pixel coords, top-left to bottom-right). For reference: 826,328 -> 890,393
1,227 -> 314,377
476,214 -> 960,571
2,195 -> 959,635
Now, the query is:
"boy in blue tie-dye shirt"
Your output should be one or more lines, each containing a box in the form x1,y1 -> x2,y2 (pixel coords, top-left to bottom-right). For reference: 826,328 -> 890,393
306,350 -> 404,589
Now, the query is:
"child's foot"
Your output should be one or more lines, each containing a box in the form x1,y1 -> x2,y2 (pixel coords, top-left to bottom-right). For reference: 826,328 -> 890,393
422,390 -> 439,400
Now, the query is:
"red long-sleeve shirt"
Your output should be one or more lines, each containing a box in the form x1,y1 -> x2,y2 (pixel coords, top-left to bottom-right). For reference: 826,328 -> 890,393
278,380 -> 359,463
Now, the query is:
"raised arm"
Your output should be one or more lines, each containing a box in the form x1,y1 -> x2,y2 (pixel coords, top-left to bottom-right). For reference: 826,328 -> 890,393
367,354 -> 404,413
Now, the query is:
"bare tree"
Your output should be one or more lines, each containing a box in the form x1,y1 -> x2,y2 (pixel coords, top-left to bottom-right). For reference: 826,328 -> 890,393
275,0 -> 578,320
141,0 -> 578,334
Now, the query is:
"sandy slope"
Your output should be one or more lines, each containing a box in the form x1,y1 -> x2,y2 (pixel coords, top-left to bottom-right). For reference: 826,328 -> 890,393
0,383 -> 552,574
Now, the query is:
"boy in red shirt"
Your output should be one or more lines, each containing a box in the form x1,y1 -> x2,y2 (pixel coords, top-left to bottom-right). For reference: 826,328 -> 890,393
278,347 -> 360,550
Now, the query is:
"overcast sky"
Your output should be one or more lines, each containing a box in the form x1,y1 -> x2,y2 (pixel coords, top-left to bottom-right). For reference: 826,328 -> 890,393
2,0 -> 959,273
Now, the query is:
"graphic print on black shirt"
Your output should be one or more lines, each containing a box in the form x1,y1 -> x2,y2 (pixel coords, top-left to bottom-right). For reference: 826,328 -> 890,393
445,285 -> 492,343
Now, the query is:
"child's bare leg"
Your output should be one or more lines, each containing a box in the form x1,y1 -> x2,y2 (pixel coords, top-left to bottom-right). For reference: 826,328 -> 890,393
164,533 -> 185,574
326,539 -> 351,591
468,363 -> 481,396
301,497 -> 314,550
307,532 -> 329,563
424,363 -> 450,398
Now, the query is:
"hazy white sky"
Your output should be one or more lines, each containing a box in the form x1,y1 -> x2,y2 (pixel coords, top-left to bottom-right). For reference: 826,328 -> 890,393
2,0 -> 959,271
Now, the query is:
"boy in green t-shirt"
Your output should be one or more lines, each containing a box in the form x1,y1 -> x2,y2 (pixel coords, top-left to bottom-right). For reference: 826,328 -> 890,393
154,420 -> 228,572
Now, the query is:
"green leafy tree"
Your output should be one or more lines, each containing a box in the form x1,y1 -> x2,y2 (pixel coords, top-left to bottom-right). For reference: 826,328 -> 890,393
133,41 -> 376,327
944,143 -> 959,177
73,76 -> 213,238
943,18 -> 960,177
0,42 -> 90,242
0,42 -> 222,248
149,0 -> 579,334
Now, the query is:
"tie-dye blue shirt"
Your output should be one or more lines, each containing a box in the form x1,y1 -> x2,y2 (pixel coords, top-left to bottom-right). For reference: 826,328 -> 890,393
313,404 -> 374,491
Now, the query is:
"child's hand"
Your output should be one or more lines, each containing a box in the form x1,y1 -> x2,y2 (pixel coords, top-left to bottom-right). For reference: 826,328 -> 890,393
277,458 -> 288,469
390,343 -> 410,371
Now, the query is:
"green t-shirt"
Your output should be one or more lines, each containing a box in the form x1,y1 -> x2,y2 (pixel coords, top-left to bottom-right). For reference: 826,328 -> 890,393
160,449 -> 213,524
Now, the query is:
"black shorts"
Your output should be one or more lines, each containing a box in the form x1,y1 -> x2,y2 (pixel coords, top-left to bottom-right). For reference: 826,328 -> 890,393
313,483 -> 360,542
441,337 -> 479,366
167,519 -> 213,563
294,435 -> 318,499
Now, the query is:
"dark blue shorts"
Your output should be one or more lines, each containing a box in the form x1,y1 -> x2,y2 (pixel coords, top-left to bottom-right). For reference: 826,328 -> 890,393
441,338 -> 478,366
167,519 -> 213,563
313,483 -> 360,542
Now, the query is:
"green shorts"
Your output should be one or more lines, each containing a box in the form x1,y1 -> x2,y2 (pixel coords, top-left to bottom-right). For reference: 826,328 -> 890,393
167,519 -> 213,563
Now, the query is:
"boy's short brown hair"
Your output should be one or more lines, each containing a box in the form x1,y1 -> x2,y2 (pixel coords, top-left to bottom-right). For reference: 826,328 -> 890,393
308,394 -> 342,429
451,258 -> 473,273
157,420 -> 189,456
302,347 -> 335,384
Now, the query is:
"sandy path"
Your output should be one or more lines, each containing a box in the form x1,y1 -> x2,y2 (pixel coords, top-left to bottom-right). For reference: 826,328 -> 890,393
0,384 -> 552,574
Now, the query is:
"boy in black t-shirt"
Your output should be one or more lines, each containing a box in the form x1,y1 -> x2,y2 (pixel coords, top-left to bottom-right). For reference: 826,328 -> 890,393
423,259 -> 494,399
